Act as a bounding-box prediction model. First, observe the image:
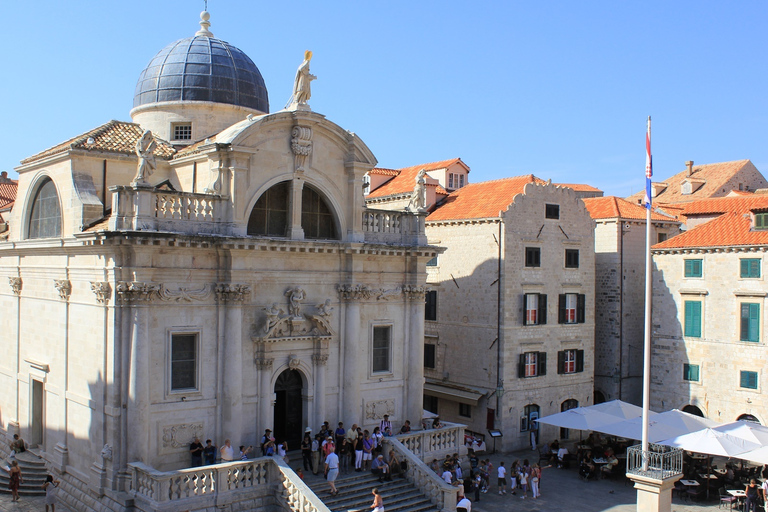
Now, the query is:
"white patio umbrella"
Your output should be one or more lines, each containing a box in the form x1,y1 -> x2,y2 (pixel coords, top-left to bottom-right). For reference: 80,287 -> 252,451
589,399 -> 646,420
597,409 -> 718,443
740,446 -> 768,465
659,428 -> 762,457
711,420 -> 768,446
535,407 -> 628,432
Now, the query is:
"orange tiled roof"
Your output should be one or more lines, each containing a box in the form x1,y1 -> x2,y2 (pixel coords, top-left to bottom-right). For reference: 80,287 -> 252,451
21,121 -> 176,165
0,180 -> 18,210
626,159 -> 759,204
427,175 -> 545,221
653,211 -> 768,249
368,168 -> 400,177
582,196 -> 672,221
556,183 -> 603,193
367,158 -> 466,198
675,195 -> 768,216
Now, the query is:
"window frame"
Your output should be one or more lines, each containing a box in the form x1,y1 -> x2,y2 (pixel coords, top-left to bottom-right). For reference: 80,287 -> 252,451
425,290 -> 438,321
557,349 -> 584,374
755,212 -> 768,230
684,259 -> 703,278
301,185 -> 338,240
172,122 -> 192,141
558,293 -> 586,324
545,204 -> 560,219
523,293 -> 547,326
740,258 -> 761,279
740,302 -> 760,342
458,403 -> 472,418
371,324 -> 393,375
683,363 -> 700,382
740,370 -> 758,390
565,249 -> 579,269
518,351 -> 547,378
683,300 -> 702,338
167,330 -> 202,396
525,247 -> 541,268
424,343 -> 436,369
27,177 -> 62,239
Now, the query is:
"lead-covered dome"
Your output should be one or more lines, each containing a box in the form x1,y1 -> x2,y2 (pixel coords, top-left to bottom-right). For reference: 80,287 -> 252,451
133,21 -> 269,114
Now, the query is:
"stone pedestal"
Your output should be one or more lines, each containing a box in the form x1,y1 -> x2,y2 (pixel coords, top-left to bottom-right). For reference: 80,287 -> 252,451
627,472 -> 681,512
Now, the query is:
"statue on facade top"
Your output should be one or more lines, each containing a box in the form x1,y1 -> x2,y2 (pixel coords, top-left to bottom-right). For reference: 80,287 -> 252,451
285,287 -> 306,318
132,130 -> 157,187
287,50 -> 316,110
406,169 -> 428,212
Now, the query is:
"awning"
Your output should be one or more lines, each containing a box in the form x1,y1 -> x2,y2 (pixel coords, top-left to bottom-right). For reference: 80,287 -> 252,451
424,382 -> 485,405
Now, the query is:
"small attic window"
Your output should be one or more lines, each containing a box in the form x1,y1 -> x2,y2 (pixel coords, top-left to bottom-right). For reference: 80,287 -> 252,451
545,204 -> 560,219
173,123 -> 192,141
755,213 -> 768,230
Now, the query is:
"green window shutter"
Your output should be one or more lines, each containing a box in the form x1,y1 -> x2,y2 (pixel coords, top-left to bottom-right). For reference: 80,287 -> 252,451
685,301 -> 701,337
741,259 -> 749,278
740,371 -> 758,389
749,303 -> 760,341
752,259 -> 761,278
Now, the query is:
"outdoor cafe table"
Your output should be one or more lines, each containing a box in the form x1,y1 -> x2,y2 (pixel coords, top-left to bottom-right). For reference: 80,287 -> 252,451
699,473 -> 719,480
728,489 -> 746,510
680,480 -> 699,487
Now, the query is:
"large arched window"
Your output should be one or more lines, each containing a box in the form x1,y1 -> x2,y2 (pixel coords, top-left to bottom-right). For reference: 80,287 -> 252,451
247,181 -> 289,236
27,178 -> 61,239
301,185 -> 337,240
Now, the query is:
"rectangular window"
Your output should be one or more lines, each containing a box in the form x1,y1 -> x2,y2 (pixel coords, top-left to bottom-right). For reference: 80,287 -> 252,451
171,334 -> 197,391
523,293 -> 547,325
458,403 -> 472,418
557,349 -> 584,374
684,259 -> 703,278
372,326 -> 391,373
740,258 -> 761,278
755,213 -> 768,230
424,343 -> 436,369
448,174 -> 454,189
558,293 -> 585,324
683,363 -> 700,382
173,123 -> 192,140
426,256 -> 438,267
459,174 -> 465,188
740,303 -> 760,342
423,395 -> 438,414
657,233 -> 668,243
518,352 -> 546,378
565,249 -> 579,268
740,370 -> 758,390
684,300 -> 702,338
545,204 -> 560,219
425,290 -> 437,321
525,247 -> 541,267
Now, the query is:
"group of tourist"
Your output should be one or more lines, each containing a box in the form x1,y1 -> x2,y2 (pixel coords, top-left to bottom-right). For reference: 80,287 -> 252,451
4,434 -> 61,510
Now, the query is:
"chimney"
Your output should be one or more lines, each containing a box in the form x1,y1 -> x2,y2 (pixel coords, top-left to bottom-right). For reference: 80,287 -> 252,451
686,161 -> 694,177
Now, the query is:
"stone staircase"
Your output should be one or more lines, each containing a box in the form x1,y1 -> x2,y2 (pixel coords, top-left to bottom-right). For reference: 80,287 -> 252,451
307,471 -> 439,512
0,450 -> 48,497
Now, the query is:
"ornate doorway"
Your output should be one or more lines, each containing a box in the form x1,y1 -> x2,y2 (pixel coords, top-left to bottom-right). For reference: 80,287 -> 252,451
274,369 -> 303,449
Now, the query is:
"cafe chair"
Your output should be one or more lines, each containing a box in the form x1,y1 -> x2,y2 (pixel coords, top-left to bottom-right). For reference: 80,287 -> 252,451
718,487 -> 736,510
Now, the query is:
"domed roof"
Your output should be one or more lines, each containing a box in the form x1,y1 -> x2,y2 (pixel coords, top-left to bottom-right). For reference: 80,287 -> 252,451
133,14 -> 269,113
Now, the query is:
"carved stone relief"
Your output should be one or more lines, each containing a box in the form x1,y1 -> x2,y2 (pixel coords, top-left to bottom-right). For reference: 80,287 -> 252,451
291,126 -> 313,173
161,423 -> 204,448
337,284 -> 374,301
255,288 -> 334,343
54,279 -> 72,301
116,281 -> 211,303
365,399 -> 395,420
403,285 -> 427,301
312,353 -> 329,367
215,283 -> 251,303
90,282 -> 112,305
9,277 -> 22,296
376,287 -> 403,301
255,357 -> 274,370
288,357 -> 301,369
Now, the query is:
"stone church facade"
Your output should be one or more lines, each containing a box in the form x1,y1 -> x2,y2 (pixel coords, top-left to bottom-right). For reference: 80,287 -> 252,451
0,12 -> 435,511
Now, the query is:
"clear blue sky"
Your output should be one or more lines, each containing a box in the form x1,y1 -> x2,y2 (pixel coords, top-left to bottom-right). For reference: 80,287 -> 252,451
2,1 -> 766,197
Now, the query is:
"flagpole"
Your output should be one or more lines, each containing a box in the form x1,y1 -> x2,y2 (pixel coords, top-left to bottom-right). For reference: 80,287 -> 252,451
641,116 -> 652,470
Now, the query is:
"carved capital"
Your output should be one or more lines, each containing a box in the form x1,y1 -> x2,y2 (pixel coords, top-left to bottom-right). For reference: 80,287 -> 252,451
312,353 -> 329,367
90,282 -> 112,305
288,357 -> 301,369
54,279 -> 72,301
8,277 -> 22,296
337,284 -> 374,301
291,125 -> 312,172
255,357 -> 274,370
403,285 -> 427,301
215,283 -> 251,303
116,281 -> 161,303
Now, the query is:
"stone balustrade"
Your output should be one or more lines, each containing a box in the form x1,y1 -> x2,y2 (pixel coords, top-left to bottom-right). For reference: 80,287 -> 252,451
128,457 -> 328,512
383,436 -> 458,512
396,421 -> 466,463
109,186 -> 232,234
362,209 -> 428,246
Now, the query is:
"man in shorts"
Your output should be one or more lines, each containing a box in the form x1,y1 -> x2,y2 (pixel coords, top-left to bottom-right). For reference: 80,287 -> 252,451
325,450 -> 340,496
497,461 -> 507,495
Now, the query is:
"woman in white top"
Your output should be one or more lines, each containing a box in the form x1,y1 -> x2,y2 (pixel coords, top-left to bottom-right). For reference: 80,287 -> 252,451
278,441 -> 289,463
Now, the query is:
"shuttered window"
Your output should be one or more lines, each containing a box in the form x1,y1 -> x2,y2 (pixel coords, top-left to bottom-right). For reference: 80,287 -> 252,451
684,301 -> 702,338
740,303 -> 760,342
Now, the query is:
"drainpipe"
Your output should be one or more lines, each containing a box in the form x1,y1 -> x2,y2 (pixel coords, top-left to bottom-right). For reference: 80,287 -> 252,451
496,219 -> 503,418
618,221 -> 625,400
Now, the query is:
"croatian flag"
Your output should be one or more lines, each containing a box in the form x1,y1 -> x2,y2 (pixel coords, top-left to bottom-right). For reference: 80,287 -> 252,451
644,116 -> 652,210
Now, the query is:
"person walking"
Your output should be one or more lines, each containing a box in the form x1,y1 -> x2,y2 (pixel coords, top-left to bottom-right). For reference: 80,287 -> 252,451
42,474 -> 60,512
370,488 -> 384,512
301,432 -> 312,471
311,434 -> 321,475
6,460 -> 22,502
325,449 -> 340,496
497,461 -> 507,495
745,478 -> 760,512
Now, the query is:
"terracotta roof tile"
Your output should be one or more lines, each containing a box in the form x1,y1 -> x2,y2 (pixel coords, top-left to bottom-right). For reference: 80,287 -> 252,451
627,159 -> 759,204
0,180 -> 18,210
21,121 -> 176,165
675,195 -> 768,216
173,135 -> 219,158
582,196 -> 671,221
368,168 -> 400,176
653,211 -> 768,249
427,175 -> 544,221
367,158 -> 467,198
555,183 -> 603,193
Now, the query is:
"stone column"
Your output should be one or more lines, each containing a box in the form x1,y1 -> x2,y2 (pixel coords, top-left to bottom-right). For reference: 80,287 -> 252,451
312,354 -> 328,427
338,285 -> 371,425
405,286 -> 426,424
628,473 -> 680,512
257,357 -> 274,431
216,283 -> 250,440
288,178 -> 305,240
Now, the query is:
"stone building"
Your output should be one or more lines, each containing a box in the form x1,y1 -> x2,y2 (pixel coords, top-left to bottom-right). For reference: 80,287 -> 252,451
650,195 -> 768,424
0,12 -> 436,511
0,171 -> 17,235
582,197 -> 680,405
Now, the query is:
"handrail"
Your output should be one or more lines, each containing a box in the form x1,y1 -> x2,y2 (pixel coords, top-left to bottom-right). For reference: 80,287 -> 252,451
362,209 -> 428,245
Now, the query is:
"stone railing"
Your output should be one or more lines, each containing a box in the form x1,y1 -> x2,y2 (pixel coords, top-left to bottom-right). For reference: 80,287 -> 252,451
128,457 -> 328,512
362,209 -> 428,246
626,444 -> 683,481
383,436 -> 457,512
396,422 -> 466,463
109,186 -> 232,235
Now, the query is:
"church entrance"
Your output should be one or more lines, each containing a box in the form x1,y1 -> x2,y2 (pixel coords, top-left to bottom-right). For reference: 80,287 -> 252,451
30,379 -> 44,447
274,369 -> 303,449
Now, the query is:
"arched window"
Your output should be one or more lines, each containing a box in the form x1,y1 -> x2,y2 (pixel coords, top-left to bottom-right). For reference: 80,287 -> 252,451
247,181 -> 289,236
27,178 -> 61,239
560,399 -> 579,439
737,413 -> 760,424
301,185 -> 337,240
682,405 -> 704,417
594,390 -> 606,404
